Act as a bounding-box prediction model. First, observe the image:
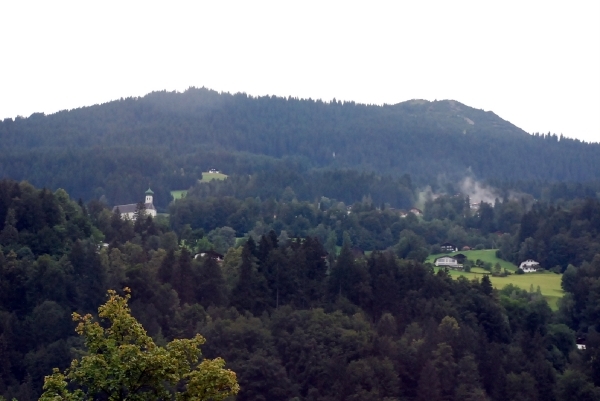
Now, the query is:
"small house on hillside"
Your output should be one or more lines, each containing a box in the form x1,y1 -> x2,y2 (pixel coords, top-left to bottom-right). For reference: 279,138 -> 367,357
440,242 -> 457,252
410,208 -> 423,216
208,168 -> 220,174
195,250 -> 224,263
519,259 -> 540,273
112,188 -> 157,220
434,255 -> 462,269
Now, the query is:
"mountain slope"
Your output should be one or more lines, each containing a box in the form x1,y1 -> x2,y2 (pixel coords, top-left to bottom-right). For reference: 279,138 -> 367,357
0,88 -> 598,206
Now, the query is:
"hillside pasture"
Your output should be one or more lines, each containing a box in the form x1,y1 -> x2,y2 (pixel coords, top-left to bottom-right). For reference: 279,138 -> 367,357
434,268 -> 562,310
171,190 -> 187,200
427,249 -> 518,271
428,249 -> 563,309
200,172 -> 228,183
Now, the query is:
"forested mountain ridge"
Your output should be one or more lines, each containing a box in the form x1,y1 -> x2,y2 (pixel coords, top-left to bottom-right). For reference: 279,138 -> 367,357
1,88 -> 599,207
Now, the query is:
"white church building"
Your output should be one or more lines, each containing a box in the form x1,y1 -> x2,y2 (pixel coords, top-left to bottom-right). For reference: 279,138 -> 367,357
112,188 -> 157,219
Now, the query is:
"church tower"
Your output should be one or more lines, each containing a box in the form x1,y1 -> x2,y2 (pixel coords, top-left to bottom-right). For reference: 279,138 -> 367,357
145,188 -> 154,205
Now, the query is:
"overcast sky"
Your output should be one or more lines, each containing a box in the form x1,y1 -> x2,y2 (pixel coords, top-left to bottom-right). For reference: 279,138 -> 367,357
1,1 -> 599,143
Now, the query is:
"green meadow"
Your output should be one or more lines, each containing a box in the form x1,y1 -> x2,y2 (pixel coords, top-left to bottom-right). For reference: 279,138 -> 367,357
428,249 -> 563,309
172,171 -> 229,200
426,249 -> 518,271
170,190 -> 187,200
200,172 -> 228,183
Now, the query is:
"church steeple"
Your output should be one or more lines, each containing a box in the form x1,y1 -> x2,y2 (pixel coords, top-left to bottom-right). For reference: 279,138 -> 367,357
145,188 -> 154,205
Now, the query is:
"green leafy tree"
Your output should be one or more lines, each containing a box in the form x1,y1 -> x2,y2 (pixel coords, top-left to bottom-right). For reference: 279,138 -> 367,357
39,289 -> 239,401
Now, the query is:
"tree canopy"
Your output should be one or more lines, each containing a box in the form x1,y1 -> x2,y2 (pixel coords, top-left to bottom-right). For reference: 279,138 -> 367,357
39,288 -> 239,401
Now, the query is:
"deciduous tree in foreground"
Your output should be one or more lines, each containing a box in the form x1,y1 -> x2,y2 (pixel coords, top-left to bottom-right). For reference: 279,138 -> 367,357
39,288 -> 239,401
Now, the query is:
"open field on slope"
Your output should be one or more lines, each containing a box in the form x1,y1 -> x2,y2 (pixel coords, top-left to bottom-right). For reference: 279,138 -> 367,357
428,249 -> 563,309
426,249 -> 518,270
439,269 -> 563,310
200,172 -> 228,182
171,190 -> 187,200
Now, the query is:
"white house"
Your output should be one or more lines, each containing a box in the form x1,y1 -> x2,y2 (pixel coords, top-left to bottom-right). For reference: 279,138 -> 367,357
434,256 -> 463,269
519,259 -> 540,273
112,188 -> 157,220
195,250 -> 224,263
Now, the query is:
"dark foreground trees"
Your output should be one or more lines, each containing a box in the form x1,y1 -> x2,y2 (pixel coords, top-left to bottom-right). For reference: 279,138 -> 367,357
39,289 -> 239,401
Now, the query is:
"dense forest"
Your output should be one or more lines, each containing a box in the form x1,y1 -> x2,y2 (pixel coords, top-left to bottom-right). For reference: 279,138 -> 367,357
1,88 -> 599,208
167,165 -> 600,272
2,180 -> 600,401
2,89 -> 600,400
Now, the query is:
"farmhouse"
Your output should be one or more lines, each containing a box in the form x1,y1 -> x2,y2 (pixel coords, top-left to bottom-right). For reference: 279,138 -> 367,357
519,259 -> 540,273
112,188 -> 157,220
440,242 -> 457,252
434,255 -> 463,269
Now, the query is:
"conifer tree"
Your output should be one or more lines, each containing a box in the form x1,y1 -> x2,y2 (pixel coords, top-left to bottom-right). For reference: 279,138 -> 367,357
231,241 -> 259,313
197,257 -> 227,308
174,248 -> 195,305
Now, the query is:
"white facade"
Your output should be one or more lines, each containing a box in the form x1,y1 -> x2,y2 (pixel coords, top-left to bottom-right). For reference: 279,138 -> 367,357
113,189 -> 157,220
435,256 -> 462,269
519,259 -> 540,273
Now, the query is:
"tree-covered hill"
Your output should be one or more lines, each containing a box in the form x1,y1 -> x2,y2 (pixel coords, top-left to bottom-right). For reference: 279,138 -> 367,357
1,88 -> 599,207
4,179 -> 600,401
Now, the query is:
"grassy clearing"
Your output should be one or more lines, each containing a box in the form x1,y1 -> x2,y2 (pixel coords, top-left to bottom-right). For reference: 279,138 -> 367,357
428,249 -> 563,309
426,249 -> 518,271
200,172 -> 228,183
171,190 -> 187,200
434,268 -> 563,310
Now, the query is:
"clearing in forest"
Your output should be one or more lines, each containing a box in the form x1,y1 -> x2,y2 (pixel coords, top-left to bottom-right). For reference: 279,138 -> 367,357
200,172 -> 228,183
428,249 -> 563,310
171,190 -> 188,200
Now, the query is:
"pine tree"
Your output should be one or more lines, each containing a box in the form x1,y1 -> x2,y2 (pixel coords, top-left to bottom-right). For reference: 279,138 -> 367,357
231,241 -> 259,313
158,249 -> 176,284
174,248 -> 195,305
417,361 -> 442,401
481,275 -> 493,296
197,257 -> 227,308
